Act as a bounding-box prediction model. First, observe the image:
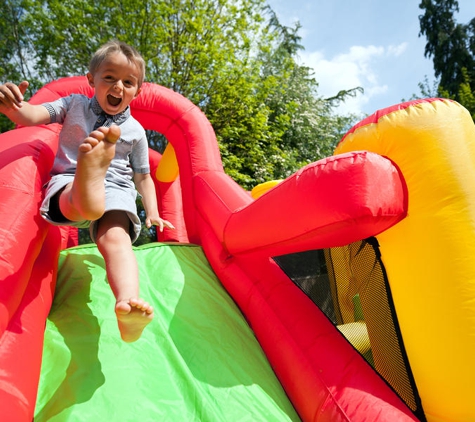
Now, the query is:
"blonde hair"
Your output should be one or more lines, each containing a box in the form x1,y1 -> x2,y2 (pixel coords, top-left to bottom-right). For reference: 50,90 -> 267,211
89,40 -> 146,87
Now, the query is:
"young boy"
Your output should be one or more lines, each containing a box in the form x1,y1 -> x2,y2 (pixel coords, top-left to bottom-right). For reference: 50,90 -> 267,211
0,40 -> 174,342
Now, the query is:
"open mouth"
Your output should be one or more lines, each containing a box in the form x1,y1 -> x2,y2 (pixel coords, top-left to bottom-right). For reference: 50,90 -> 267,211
107,94 -> 122,107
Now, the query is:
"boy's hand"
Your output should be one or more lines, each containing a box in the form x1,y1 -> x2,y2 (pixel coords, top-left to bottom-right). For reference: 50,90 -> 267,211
145,216 -> 175,232
0,81 -> 29,113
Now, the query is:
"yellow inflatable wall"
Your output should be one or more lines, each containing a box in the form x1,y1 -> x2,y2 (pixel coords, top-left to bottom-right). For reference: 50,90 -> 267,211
335,99 -> 475,422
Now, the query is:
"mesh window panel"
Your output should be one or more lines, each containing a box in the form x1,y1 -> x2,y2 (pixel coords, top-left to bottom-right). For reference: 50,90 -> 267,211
273,238 -> 425,421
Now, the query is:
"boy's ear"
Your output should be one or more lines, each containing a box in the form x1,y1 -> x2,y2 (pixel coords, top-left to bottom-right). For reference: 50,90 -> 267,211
135,87 -> 142,97
86,73 -> 94,87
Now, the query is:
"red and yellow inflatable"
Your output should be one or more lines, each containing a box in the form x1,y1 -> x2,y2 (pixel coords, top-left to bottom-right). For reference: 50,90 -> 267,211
336,98 -> 475,422
0,76 -> 473,421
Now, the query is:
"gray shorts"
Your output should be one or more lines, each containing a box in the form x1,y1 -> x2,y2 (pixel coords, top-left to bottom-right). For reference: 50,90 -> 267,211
40,174 -> 141,243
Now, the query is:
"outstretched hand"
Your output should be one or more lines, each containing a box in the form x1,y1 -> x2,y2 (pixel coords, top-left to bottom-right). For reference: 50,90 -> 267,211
0,81 -> 29,113
145,216 -> 175,232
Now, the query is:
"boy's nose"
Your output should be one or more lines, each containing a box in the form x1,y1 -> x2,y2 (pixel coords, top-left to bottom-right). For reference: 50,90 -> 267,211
114,80 -> 124,90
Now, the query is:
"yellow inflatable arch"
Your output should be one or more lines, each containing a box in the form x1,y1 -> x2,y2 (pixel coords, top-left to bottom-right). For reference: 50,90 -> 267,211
335,98 -> 475,422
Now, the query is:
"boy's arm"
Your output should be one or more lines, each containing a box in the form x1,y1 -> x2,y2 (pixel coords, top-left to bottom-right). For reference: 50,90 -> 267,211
0,81 -> 51,126
134,172 -> 175,232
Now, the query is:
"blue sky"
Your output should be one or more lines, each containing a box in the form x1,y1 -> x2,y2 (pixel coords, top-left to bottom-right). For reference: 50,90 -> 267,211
266,0 -> 475,116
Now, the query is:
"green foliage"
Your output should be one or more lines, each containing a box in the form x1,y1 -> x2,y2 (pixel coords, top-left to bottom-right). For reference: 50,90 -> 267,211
1,0 -> 356,184
419,0 -> 475,117
0,0 -> 29,83
439,67 -> 475,120
0,0 -> 31,132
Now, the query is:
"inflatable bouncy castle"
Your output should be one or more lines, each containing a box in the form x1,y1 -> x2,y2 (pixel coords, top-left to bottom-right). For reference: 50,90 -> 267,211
0,76 -> 474,422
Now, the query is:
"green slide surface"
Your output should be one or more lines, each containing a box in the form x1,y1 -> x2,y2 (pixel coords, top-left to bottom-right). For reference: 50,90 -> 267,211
34,243 -> 300,422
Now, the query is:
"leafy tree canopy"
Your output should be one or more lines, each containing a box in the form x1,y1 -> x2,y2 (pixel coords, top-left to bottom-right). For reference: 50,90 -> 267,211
419,0 -> 475,118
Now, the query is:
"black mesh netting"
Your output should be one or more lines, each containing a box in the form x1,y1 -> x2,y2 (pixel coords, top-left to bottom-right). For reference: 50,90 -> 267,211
273,237 -> 425,421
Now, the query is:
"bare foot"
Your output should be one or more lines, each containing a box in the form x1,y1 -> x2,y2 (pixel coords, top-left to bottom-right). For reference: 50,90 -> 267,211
61,125 -> 121,221
115,298 -> 154,343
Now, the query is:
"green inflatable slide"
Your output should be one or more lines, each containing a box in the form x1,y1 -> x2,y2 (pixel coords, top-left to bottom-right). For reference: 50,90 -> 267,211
34,243 -> 300,421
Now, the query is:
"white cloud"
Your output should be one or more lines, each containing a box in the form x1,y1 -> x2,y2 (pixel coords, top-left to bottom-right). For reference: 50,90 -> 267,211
299,43 -> 408,115
387,42 -> 408,57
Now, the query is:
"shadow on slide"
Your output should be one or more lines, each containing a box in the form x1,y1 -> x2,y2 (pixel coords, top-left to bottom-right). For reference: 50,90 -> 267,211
34,243 -> 300,421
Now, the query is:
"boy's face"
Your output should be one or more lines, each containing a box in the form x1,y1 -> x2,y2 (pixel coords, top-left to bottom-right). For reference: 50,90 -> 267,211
87,52 -> 142,116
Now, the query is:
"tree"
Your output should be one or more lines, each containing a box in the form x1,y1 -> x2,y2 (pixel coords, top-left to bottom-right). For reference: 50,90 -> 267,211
259,12 -> 359,179
2,0 -> 357,180
419,0 -> 475,117
0,0 -> 41,131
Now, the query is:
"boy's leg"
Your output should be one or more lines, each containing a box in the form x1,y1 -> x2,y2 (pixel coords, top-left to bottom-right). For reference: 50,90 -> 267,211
59,125 -> 120,222
96,210 -> 154,343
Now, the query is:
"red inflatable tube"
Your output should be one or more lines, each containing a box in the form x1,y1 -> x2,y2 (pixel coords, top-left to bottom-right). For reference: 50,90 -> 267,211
149,149 -> 188,243
194,150 -> 406,257
0,124 -> 59,336
0,227 -> 64,421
